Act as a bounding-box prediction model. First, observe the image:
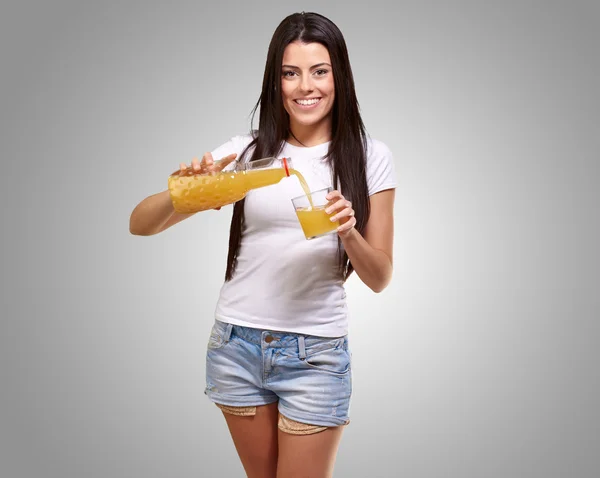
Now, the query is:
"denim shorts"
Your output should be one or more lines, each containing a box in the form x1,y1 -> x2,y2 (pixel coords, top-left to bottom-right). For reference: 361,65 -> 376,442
204,319 -> 352,427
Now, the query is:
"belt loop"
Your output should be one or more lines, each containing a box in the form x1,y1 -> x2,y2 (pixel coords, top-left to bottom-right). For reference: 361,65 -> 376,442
223,323 -> 233,342
298,336 -> 306,360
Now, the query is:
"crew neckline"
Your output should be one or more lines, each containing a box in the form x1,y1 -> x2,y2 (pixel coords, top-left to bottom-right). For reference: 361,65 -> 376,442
284,140 -> 331,150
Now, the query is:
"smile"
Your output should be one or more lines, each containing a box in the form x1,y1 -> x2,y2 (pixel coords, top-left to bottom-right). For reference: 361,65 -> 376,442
294,98 -> 322,108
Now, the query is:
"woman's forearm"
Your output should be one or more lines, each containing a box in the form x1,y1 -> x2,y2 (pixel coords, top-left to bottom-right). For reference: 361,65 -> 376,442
129,190 -> 192,236
341,228 -> 393,292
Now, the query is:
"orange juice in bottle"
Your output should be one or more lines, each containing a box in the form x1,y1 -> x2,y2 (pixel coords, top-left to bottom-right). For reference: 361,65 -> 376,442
169,157 -> 301,213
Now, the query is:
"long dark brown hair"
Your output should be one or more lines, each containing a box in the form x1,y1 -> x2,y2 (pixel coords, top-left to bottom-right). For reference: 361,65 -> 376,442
225,11 -> 370,282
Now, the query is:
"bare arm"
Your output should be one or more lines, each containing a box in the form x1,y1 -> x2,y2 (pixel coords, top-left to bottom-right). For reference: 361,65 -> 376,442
129,190 -> 196,236
328,188 -> 395,292
129,152 -> 237,236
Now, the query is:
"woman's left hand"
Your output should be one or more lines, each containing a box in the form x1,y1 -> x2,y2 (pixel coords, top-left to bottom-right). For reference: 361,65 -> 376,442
325,190 -> 356,238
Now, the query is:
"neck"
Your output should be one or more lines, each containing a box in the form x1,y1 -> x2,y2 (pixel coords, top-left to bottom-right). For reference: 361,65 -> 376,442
287,120 -> 331,148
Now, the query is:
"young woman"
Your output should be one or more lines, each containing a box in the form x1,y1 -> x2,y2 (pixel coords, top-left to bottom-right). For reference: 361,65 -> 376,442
130,11 -> 396,478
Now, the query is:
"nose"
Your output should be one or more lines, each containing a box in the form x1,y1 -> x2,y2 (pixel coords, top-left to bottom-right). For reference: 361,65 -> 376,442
299,74 -> 314,93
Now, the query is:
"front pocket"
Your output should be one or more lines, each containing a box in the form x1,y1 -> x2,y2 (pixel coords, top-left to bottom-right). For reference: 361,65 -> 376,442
207,322 -> 228,350
304,346 -> 350,375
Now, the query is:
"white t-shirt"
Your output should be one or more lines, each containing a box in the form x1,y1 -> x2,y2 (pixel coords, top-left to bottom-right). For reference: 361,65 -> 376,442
208,134 -> 397,337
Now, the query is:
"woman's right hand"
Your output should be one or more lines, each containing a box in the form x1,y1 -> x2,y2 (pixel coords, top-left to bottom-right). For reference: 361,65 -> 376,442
177,152 -> 238,211
179,152 -> 237,176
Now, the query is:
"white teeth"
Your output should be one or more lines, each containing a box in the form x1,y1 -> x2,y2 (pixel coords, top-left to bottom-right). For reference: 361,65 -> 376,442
295,98 -> 320,106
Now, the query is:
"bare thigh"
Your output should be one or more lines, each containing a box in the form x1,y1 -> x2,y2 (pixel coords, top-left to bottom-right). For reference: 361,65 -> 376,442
276,425 -> 345,478
221,402 -> 279,478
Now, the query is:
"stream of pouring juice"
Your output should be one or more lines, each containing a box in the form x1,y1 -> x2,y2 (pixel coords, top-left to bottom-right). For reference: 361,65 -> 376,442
169,168 -> 313,213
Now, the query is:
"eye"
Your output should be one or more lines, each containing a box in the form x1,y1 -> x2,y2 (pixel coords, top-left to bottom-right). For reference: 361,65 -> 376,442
282,70 -> 297,78
314,69 -> 329,76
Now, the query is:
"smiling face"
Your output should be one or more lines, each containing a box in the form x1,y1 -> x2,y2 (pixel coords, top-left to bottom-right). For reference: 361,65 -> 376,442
281,41 -> 335,142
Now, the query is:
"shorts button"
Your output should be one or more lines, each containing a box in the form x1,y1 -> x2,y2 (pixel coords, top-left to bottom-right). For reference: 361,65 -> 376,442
265,335 -> 274,343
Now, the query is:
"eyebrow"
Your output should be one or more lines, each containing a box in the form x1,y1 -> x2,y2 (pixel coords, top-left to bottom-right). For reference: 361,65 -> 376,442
281,62 -> 332,69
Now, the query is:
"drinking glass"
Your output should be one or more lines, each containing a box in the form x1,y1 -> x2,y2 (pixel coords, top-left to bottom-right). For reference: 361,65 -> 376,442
291,186 -> 340,240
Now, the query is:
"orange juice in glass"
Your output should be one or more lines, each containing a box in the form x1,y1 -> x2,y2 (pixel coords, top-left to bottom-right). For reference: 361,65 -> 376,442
292,187 -> 340,239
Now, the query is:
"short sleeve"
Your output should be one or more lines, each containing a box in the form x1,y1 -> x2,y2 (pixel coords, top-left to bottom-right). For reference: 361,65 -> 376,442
209,134 -> 254,172
366,139 -> 397,196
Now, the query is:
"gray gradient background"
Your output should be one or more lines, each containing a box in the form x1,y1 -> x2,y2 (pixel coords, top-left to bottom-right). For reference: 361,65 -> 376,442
1,0 -> 599,477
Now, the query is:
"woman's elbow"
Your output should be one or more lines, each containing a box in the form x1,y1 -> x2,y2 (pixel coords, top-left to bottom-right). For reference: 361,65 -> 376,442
129,216 -> 156,236
130,225 -> 152,236
368,270 -> 393,293
370,281 -> 389,294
